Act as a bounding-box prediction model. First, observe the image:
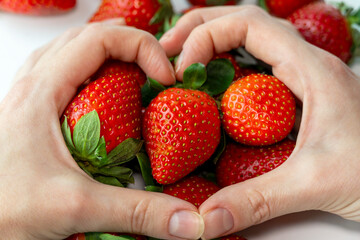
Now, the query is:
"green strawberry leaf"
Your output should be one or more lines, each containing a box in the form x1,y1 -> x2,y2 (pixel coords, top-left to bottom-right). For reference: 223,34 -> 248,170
93,176 -> 124,187
61,116 -> 75,154
183,62 -> 207,90
72,110 -> 101,157
145,185 -> 163,192
85,233 -> 136,240
94,137 -> 108,163
206,0 -> 229,5
258,0 -> 268,12
136,152 -> 156,187
200,58 -> 235,96
97,166 -> 134,182
100,234 -> 136,240
104,138 -> 143,167
150,0 -> 174,25
141,78 -> 166,107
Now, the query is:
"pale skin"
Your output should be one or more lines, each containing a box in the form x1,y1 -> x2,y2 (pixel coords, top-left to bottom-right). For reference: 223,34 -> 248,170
159,5 -> 360,240
0,21 -> 204,240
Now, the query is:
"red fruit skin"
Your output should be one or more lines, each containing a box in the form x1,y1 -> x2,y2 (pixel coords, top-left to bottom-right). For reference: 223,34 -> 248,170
216,139 -> 295,187
287,2 -> 353,63
64,233 -> 85,240
143,88 -> 221,184
94,60 -> 147,87
163,175 -> 220,207
221,73 -> 296,146
89,0 -> 162,35
220,234 -> 247,240
265,0 -> 320,18
187,0 -> 239,6
63,74 -> 142,153
0,0 -> 76,15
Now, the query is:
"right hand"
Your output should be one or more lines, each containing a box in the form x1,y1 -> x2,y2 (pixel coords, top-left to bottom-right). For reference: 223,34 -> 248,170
160,6 -> 360,239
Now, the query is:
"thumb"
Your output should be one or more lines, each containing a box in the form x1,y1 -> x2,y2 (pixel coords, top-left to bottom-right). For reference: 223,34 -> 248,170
198,154 -> 321,239
70,179 -> 204,240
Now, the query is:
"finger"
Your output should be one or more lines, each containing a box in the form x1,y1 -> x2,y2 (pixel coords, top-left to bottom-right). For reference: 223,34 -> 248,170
198,152 -> 325,239
159,6 -> 243,57
65,179 -> 204,240
161,6 -> 326,101
28,24 -> 175,115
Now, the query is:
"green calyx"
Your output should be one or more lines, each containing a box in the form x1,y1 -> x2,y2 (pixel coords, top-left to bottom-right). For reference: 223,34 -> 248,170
61,111 -> 143,187
258,0 -> 268,12
206,0 -> 232,6
141,58 -> 235,108
85,232 -> 136,240
150,0 -> 174,25
182,58 -> 235,96
335,2 -> 360,61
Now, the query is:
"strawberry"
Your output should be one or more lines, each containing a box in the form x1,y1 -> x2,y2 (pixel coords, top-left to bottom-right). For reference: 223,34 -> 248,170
0,0 -> 76,15
62,69 -> 143,187
187,0 -> 239,6
163,175 -> 220,207
63,74 -> 142,153
221,73 -> 296,146
94,60 -> 147,87
216,139 -> 295,187
220,234 -> 247,240
287,2 -> 354,63
259,0 -> 320,18
89,0 -> 173,35
142,88 -> 221,184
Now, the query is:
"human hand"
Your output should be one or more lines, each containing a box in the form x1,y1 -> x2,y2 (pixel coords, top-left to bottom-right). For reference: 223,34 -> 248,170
0,21 -> 205,240
160,6 -> 360,239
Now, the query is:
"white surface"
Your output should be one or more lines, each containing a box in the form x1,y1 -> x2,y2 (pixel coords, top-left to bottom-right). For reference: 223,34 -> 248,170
1,0 -> 360,239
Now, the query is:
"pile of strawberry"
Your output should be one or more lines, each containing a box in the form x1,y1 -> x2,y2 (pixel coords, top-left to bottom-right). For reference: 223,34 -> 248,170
60,10 -> 297,240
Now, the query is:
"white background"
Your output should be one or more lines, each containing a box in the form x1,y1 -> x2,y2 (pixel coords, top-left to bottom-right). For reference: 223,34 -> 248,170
1,0 -> 360,239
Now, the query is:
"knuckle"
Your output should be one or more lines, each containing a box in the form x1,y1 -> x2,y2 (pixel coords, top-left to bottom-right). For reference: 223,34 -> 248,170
244,188 -> 271,225
81,23 -> 104,39
130,198 -> 153,234
241,5 -> 267,18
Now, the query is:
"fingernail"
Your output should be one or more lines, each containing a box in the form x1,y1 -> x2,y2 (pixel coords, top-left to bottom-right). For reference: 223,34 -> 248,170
169,210 -> 204,239
202,208 -> 234,239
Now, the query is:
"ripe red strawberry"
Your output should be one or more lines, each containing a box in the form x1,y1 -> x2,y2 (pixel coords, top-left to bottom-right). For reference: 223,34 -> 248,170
65,233 -> 85,240
89,0 -> 173,35
287,2 -> 353,63
142,88 -> 221,184
63,74 -> 142,153
163,175 -> 220,207
216,139 -> 295,187
94,60 -> 147,87
0,0 -> 76,15
260,0 -> 320,18
187,0 -> 239,6
221,73 -> 296,146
